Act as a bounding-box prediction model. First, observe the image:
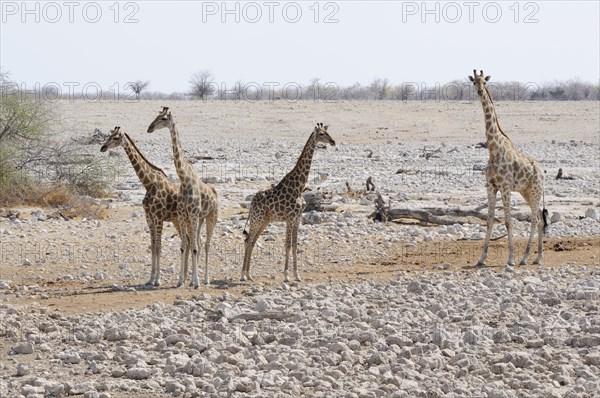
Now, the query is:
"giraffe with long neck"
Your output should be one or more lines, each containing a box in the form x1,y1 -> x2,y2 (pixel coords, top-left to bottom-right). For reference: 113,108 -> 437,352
469,70 -> 547,267
147,107 -> 218,288
100,126 -> 180,286
241,123 -> 336,282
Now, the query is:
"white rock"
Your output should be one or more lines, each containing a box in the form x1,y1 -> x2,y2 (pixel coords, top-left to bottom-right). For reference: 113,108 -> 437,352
255,299 -> 271,313
125,367 -> 152,380
12,342 -> 34,354
585,208 -> 597,219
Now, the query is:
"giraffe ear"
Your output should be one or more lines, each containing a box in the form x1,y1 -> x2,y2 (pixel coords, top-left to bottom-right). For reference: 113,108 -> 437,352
323,125 -> 329,131
485,75 -> 491,82
468,76 -> 474,82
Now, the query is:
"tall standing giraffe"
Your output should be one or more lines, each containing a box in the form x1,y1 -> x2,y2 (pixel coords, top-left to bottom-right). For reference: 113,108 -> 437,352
241,123 -> 336,282
469,70 -> 547,267
147,107 -> 218,288
100,126 -> 180,286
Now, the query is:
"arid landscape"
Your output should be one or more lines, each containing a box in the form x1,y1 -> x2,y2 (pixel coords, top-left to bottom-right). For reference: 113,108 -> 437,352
1,99 -> 599,397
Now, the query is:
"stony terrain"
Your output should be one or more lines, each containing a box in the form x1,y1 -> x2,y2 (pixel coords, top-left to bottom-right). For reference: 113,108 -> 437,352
1,100 -> 599,397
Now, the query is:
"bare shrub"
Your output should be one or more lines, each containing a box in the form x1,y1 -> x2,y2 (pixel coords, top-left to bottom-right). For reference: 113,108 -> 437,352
0,71 -> 112,217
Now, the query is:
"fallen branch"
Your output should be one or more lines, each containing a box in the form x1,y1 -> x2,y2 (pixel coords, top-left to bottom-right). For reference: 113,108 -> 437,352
370,206 -> 499,225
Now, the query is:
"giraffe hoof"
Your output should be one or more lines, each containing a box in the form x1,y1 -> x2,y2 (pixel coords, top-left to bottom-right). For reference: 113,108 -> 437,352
145,280 -> 153,286
507,262 -> 515,267
204,279 -> 210,285
176,282 -> 183,288
294,277 -> 302,283
519,260 -> 527,266
475,261 -> 485,268
533,259 -> 541,265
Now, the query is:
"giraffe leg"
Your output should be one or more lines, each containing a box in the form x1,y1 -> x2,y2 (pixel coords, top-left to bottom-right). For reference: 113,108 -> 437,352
501,189 -> 515,266
189,216 -> 200,289
146,219 -> 158,286
283,220 -> 294,283
241,215 -> 268,282
533,207 -> 544,265
291,216 -> 302,282
519,191 -> 540,265
477,186 -> 497,267
153,222 -> 163,286
203,209 -> 217,285
177,217 -> 190,288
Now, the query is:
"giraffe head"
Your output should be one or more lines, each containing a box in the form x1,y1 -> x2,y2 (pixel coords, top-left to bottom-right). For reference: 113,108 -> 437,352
147,106 -> 173,133
100,126 -> 124,152
313,123 -> 336,147
468,69 -> 491,97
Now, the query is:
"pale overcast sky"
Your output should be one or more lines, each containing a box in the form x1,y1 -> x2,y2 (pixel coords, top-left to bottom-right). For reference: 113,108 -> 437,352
1,1 -> 598,93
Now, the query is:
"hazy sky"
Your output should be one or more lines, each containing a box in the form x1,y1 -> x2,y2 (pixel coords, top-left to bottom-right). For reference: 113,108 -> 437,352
1,1 -> 599,94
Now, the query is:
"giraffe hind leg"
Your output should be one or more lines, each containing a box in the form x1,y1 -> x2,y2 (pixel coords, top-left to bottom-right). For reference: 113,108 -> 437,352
203,208 -> 217,285
532,207 -> 545,265
241,215 -> 268,282
519,191 -> 540,266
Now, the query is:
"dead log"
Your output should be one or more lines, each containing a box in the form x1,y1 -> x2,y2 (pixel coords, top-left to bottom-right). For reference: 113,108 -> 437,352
370,205 -> 499,225
555,168 -> 575,180
373,192 -> 390,222
366,176 -> 376,192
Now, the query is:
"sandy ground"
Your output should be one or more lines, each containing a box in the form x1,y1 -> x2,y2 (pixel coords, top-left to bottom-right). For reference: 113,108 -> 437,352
2,99 -> 599,312
0,100 -> 599,397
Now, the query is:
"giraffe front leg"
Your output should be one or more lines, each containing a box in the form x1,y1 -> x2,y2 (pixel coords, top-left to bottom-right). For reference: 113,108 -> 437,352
153,223 -> 163,286
177,221 -> 189,288
189,217 -> 200,289
291,217 -> 302,282
283,221 -> 293,283
146,226 -> 158,286
477,186 -> 498,267
501,189 -> 515,266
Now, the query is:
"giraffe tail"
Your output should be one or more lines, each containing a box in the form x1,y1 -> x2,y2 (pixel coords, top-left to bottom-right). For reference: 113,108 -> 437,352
542,207 -> 549,235
242,218 -> 249,236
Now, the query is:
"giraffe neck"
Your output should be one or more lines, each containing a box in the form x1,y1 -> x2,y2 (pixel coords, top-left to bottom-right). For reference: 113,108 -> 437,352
121,133 -> 166,190
168,122 -> 197,183
282,132 -> 317,196
480,88 -> 512,156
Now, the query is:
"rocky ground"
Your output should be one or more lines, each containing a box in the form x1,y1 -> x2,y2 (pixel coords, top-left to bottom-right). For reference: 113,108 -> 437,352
1,100 -> 599,397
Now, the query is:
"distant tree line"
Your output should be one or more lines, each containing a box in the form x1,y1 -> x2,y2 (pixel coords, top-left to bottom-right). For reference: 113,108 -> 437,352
146,73 -> 600,101
6,69 -> 598,102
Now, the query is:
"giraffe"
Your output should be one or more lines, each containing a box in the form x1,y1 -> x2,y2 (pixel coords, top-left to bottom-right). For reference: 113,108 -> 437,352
147,107 -> 218,288
100,126 -> 180,286
469,70 -> 547,267
241,123 -> 336,282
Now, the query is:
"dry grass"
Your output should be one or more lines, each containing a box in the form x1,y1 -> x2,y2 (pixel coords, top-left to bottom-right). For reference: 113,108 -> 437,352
0,180 -> 108,219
